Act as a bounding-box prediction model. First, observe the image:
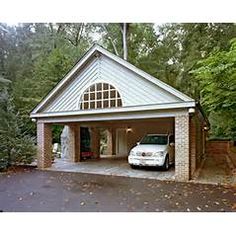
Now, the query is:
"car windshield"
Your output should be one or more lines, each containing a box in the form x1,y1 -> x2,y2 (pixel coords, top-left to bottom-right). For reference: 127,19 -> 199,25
140,135 -> 168,145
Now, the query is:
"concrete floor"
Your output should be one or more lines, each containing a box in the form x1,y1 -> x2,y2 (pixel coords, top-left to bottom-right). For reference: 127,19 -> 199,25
46,157 -> 175,181
45,155 -> 236,185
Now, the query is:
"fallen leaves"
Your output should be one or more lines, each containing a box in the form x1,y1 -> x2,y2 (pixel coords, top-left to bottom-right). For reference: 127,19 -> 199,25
232,203 -> 236,210
196,207 -> 202,211
2,168 -> 236,212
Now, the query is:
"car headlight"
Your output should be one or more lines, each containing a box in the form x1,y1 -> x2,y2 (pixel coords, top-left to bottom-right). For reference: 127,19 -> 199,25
159,151 -> 164,156
153,151 -> 164,157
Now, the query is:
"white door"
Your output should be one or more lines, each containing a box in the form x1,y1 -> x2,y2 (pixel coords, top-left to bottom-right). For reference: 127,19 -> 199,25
116,128 -> 128,157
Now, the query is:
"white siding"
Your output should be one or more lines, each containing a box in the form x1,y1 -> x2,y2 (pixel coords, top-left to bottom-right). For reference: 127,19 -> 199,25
42,55 -> 182,113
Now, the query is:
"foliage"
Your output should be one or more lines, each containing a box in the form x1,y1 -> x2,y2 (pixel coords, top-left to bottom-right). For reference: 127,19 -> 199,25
52,125 -> 64,143
97,23 -> 158,64
0,85 -> 36,170
192,39 -> 236,139
1,23 -> 236,141
8,23 -> 93,138
98,23 -> 236,100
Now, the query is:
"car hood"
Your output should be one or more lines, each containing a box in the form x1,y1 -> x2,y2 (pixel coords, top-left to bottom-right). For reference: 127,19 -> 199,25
131,144 -> 167,153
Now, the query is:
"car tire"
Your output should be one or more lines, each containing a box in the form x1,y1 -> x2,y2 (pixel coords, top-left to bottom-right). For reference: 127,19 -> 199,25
130,164 -> 138,169
163,155 -> 169,171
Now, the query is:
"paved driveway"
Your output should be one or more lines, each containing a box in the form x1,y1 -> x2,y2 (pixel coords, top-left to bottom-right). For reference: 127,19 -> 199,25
47,157 -> 175,181
0,167 -> 236,212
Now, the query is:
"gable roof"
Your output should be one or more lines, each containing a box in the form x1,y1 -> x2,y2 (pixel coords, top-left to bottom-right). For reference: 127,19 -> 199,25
31,44 -> 195,116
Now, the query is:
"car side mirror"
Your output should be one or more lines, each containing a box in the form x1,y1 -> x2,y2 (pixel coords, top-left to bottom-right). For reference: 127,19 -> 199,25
137,142 -> 140,145
170,142 -> 175,147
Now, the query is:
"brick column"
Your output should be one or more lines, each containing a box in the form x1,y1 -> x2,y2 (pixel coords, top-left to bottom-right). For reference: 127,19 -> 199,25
190,117 -> 197,177
37,122 -> 52,169
175,113 -> 190,181
90,127 -> 100,159
68,124 -> 80,162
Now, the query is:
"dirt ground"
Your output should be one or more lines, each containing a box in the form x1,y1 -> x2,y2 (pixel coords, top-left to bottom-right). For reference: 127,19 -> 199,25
0,167 -> 236,212
194,155 -> 236,185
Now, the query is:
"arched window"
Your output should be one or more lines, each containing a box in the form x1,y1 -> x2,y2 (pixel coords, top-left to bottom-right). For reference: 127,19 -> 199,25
79,83 -> 122,110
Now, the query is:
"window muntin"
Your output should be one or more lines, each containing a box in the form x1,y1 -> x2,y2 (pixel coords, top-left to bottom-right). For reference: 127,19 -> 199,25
79,83 -> 122,110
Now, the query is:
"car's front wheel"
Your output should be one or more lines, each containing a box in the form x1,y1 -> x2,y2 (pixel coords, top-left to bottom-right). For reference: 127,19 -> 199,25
130,164 -> 138,169
163,155 -> 169,170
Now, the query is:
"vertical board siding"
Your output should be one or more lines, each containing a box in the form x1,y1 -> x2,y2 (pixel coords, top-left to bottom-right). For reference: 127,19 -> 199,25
42,55 -> 182,113
45,57 -> 99,112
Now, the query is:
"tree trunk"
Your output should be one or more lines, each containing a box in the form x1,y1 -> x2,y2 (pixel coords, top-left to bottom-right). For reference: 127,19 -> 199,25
102,25 -> 119,56
122,23 -> 128,60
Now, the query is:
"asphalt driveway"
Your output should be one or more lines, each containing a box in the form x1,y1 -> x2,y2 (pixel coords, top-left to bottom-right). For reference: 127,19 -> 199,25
0,167 -> 236,212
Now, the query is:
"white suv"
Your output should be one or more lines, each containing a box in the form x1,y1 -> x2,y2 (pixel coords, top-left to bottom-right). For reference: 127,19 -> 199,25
128,134 -> 175,170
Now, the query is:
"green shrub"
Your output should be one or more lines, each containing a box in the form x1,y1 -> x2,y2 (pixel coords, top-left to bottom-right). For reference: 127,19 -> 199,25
0,87 -> 36,171
0,155 -> 9,171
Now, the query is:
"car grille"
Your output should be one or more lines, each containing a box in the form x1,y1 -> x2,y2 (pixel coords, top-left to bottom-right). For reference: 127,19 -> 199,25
136,151 -> 153,157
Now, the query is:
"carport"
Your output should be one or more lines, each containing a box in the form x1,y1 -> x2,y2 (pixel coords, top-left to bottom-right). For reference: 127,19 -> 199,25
31,44 -> 208,181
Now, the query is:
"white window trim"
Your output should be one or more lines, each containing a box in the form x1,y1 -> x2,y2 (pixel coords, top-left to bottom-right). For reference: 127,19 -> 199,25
79,82 -> 122,110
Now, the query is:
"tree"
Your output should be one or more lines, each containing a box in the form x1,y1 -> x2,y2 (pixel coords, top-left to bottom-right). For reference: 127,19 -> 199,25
1,22 -> 236,142
192,39 -> 236,139
0,81 -> 36,170
10,23 -> 94,137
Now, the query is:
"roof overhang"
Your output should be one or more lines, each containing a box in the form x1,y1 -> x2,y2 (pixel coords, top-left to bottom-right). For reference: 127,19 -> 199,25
34,109 -> 191,124
31,101 -> 196,119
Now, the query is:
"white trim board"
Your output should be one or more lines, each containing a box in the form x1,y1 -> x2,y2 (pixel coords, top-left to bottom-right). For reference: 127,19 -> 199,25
37,109 -> 189,124
31,101 -> 195,118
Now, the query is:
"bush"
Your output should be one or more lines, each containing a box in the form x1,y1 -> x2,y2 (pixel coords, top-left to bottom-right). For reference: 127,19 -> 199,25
0,136 -> 36,171
0,87 -> 36,171
0,155 -> 9,171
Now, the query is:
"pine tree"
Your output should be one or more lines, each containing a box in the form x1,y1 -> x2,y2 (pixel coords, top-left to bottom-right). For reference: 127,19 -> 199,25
0,82 -> 36,170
